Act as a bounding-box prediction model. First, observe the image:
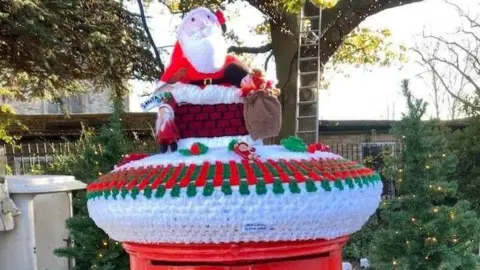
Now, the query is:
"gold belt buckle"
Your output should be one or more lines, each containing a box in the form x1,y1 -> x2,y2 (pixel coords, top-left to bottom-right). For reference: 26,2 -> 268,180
203,78 -> 212,86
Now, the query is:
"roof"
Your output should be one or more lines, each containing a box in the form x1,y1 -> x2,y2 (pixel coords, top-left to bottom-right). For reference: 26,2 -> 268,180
6,114 -> 472,139
318,119 -> 469,134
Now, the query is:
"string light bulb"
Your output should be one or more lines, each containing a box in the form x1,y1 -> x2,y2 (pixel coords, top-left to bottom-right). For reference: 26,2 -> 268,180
433,207 -> 439,213
102,241 -> 108,246
393,260 -> 397,265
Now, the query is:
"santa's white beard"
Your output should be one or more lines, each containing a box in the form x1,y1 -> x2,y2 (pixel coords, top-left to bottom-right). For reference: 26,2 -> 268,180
179,29 -> 228,74
155,108 -> 174,134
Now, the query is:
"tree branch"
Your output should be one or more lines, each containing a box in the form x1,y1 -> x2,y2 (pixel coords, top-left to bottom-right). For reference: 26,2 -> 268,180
228,43 -> 272,54
137,0 -> 164,74
319,0 -> 424,64
412,47 -> 480,112
264,51 -> 274,71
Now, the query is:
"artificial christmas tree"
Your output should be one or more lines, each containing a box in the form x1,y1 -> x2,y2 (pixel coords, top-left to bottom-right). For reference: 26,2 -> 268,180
369,80 -> 480,270
52,99 -> 131,270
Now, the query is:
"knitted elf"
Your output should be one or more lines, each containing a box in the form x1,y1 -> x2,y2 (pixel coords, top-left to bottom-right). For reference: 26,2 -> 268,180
155,92 -> 179,153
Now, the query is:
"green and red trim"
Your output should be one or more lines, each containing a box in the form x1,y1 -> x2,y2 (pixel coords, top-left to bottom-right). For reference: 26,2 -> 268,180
87,158 -> 380,200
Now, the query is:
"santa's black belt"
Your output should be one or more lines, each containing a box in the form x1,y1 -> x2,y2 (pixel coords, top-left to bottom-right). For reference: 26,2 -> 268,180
189,77 -> 228,86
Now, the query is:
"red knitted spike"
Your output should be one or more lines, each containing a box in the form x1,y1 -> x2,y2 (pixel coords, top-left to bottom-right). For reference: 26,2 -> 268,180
280,159 -> 306,182
295,160 -> 323,181
151,164 -> 172,189
180,164 -> 197,188
241,160 -> 257,185
213,161 -> 224,187
165,163 -> 185,189
267,159 -> 290,183
254,160 -> 274,184
229,161 -> 240,186
195,162 -> 210,187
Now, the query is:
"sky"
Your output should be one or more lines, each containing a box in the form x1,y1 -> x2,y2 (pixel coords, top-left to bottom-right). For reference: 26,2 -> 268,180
127,0 -> 478,120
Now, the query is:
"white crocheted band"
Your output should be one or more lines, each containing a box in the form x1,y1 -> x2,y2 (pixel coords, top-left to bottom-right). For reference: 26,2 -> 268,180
88,180 -> 382,244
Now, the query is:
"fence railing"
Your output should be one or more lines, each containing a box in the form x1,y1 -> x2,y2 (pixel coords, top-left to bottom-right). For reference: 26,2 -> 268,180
1,141 -> 402,175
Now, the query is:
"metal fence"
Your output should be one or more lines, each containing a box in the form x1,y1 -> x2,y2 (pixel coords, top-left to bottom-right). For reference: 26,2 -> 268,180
0,141 -> 402,175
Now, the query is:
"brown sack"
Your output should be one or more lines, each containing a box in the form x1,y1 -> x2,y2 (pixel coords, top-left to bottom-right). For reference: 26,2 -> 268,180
243,90 -> 282,140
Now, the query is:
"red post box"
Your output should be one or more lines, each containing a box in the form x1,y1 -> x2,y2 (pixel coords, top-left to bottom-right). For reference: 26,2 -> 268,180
123,236 -> 348,270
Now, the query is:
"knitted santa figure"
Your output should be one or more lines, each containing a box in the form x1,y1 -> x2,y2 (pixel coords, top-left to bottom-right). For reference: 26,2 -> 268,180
155,92 -> 179,153
154,7 -> 266,96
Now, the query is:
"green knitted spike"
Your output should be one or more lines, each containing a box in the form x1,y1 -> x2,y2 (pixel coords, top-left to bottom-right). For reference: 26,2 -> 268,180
238,164 -> 247,179
334,180 -> 344,190
345,178 -> 355,189
273,179 -> 285,194
265,163 -> 279,177
321,180 -> 332,191
223,164 -> 231,179
207,166 -> 215,179
87,192 -> 92,200
187,183 -> 197,197
170,184 -> 181,197
203,182 -> 214,196
120,187 -> 129,199
131,186 -> 140,199
362,176 -> 370,187
305,179 -> 317,192
228,139 -> 238,151
191,165 -> 202,181
111,187 -> 119,200
144,186 -> 152,199
354,177 -> 363,188
289,179 -> 301,193
102,189 -> 110,199
256,179 -> 267,195
239,181 -> 250,195
154,186 -> 166,198
250,163 -> 263,178
221,181 -> 232,195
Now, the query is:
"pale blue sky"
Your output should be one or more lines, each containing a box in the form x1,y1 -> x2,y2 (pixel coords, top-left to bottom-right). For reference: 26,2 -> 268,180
127,0 -> 478,120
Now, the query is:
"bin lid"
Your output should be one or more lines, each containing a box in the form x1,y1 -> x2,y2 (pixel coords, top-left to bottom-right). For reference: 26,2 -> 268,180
4,175 -> 86,194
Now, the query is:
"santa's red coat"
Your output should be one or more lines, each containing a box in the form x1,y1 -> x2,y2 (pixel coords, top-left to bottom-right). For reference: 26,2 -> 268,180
160,42 -> 240,86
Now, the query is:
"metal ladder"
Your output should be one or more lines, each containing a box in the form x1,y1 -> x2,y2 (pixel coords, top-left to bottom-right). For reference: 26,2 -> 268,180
295,4 -> 322,145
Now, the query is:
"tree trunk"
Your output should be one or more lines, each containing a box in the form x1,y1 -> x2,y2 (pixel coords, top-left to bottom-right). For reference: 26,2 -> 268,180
271,14 -> 299,142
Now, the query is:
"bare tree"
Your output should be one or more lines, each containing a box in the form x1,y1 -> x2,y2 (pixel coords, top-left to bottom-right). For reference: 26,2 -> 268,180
412,0 -> 480,118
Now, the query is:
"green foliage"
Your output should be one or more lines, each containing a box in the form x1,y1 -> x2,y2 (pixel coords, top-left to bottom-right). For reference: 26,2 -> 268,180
0,104 -> 23,144
450,117 -> 480,212
282,0 -> 338,13
333,28 -> 407,68
43,99 -> 132,270
369,80 -> 480,270
0,0 -> 157,99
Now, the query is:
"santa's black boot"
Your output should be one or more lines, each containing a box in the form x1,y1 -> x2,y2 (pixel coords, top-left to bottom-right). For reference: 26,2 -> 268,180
158,144 -> 168,154
170,142 -> 178,152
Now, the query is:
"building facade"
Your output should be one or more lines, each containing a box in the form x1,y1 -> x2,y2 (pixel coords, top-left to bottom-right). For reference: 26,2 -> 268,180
5,91 -> 129,115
